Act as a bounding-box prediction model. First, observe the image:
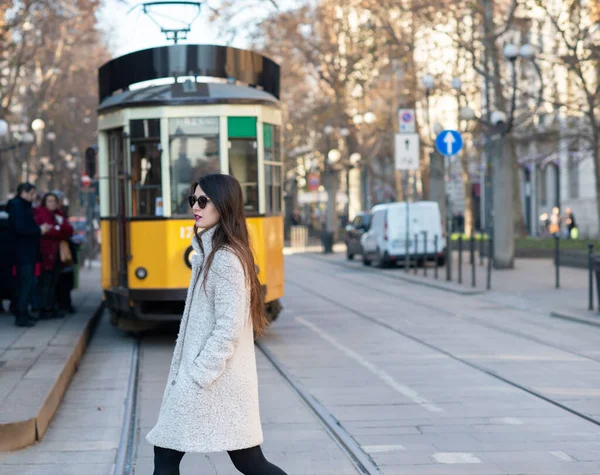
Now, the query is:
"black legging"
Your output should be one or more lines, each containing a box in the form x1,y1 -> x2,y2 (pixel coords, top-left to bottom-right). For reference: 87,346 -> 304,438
153,445 -> 288,475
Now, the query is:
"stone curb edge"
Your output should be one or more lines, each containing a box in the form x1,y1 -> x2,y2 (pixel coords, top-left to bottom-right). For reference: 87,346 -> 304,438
550,311 -> 600,329
297,252 -> 485,296
0,301 -> 105,452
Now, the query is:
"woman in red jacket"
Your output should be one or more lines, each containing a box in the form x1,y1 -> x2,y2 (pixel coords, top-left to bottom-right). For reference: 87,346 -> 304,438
34,193 -> 73,319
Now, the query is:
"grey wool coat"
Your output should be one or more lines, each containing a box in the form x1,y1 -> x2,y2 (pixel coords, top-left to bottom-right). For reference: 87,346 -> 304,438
146,226 -> 263,453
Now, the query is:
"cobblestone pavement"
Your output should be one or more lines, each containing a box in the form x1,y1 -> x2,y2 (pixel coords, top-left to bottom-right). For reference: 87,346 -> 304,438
134,332 -> 358,475
4,253 -> 600,474
256,253 -> 600,474
0,309 -> 135,475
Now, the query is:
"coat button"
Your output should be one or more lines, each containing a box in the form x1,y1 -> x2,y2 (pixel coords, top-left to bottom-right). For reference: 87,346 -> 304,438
171,380 -> 176,385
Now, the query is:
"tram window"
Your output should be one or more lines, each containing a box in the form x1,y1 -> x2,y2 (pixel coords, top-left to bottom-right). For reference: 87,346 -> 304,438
170,118 -> 220,215
265,164 -> 283,214
263,124 -> 282,214
273,125 -> 282,162
131,142 -> 162,217
130,119 -> 160,139
229,139 -> 258,213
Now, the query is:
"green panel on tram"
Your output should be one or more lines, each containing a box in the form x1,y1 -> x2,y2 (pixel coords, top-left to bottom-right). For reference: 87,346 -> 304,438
228,117 -> 257,138
263,124 -> 273,148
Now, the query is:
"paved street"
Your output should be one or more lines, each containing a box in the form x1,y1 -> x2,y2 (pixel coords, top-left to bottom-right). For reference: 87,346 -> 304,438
3,252 -> 600,474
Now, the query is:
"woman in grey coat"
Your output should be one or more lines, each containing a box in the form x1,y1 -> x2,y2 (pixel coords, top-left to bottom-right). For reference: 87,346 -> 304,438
146,174 -> 287,475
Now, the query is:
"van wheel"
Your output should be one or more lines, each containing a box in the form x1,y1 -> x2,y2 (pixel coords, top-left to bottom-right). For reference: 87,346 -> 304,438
437,256 -> 446,266
373,249 -> 387,269
362,252 -> 371,266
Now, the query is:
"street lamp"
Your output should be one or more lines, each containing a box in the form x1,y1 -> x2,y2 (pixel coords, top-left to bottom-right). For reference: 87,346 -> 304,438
31,119 -> 45,132
327,149 -> 341,164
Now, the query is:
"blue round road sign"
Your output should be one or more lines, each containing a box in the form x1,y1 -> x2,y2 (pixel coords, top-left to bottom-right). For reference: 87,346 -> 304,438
435,130 -> 463,157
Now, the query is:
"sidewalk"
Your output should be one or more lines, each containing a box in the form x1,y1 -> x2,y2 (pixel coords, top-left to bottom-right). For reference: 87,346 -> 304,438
0,265 -> 103,451
446,252 -> 600,327
298,245 -> 599,327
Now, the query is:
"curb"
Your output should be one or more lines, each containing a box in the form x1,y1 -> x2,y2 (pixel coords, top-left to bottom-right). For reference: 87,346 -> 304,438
550,311 -> 600,328
0,302 -> 105,452
297,253 -> 485,296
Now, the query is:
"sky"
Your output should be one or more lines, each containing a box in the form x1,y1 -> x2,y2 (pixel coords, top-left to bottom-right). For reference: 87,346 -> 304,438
97,0 -> 251,58
97,0 -> 298,58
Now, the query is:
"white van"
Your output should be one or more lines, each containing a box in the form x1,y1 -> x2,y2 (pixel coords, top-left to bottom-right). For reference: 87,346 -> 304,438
360,201 -> 445,267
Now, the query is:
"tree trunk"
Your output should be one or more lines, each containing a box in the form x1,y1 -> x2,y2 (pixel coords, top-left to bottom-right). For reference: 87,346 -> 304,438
509,137 -> 528,236
460,158 -> 474,237
325,169 -> 339,240
594,135 -> 600,237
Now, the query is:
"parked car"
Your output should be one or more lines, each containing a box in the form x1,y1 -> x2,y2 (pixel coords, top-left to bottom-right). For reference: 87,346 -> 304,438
344,211 -> 371,260
360,201 -> 445,268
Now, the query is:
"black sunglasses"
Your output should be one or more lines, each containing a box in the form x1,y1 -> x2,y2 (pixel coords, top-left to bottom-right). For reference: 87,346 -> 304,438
188,195 -> 211,209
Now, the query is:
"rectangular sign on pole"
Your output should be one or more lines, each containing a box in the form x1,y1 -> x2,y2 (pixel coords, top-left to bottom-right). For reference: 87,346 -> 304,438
394,133 -> 420,170
398,109 -> 416,133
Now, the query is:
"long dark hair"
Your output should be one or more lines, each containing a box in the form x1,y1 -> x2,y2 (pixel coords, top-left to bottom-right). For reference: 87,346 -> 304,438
193,174 -> 267,336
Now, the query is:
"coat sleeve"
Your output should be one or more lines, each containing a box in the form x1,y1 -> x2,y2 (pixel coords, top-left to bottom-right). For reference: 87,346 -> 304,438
15,201 -> 41,238
190,250 -> 249,388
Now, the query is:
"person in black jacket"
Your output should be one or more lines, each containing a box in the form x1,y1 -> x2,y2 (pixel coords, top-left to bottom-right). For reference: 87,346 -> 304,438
7,183 -> 50,327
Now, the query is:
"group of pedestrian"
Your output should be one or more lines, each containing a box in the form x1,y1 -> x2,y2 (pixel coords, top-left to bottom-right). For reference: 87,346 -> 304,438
540,207 -> 578,239
2,182 -> 78,327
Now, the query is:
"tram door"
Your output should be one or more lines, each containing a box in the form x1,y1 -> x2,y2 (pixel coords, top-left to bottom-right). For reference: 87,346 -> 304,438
107,129 -> 130,289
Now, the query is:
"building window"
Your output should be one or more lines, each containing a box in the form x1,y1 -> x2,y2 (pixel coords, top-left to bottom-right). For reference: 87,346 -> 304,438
537,165 -> 547,206
169,117 -> 220,216
568,153 -> 579,199
130,119 -> 162,217
264,124 -> 282,214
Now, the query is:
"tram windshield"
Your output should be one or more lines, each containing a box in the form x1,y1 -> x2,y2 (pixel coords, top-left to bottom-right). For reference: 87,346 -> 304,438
170,117 -> 220,215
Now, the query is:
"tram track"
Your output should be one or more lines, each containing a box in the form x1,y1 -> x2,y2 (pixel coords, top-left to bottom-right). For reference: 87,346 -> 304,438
255,341 -> 381,474
114,333 -> 378,475
298,254 -> 600,365
285,273 -> 600,431
113,337 -> 141,475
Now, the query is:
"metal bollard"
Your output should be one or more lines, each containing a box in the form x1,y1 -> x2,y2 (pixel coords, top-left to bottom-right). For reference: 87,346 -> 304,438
486,236 -> 492,290
446,234 -> 452,282
414,233 -> 419,275
423,231 -> 428,277
458,236 -> 463,284
470,235 -> 476,288
479,237 -> 484,266
554,236 -> 560,289
434,235 -> 439,280
589,243 -> 594,311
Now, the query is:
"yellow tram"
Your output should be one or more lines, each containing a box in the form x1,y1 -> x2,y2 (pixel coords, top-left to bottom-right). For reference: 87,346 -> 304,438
96,44 -> 284,330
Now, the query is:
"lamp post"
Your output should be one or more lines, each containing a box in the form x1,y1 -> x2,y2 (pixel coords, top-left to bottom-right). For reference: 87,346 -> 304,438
21,132 -> 35,182
321,124 -> 348,253
46,132 -> 56,189
0,120 -> 8,200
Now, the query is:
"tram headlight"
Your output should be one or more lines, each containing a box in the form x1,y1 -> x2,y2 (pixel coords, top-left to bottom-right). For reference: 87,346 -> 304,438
135,267 -> 148,280
184,246 -> 197,269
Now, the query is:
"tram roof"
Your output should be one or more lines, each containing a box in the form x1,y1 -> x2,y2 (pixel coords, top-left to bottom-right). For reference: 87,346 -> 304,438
98,81 -> 280,112
98,44 -> 281,112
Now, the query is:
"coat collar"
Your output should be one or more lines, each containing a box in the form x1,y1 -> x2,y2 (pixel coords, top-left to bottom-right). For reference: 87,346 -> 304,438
192,225 -> 219,258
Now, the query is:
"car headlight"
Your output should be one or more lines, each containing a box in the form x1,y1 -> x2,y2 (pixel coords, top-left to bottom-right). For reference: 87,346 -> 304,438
135,267 -> 148,280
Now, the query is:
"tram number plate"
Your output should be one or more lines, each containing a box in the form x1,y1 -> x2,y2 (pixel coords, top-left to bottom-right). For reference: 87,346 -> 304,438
180,226 -> 194,239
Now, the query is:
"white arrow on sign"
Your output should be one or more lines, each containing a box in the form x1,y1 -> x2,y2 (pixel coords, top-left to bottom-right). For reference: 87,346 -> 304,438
443,132 -> 455,156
